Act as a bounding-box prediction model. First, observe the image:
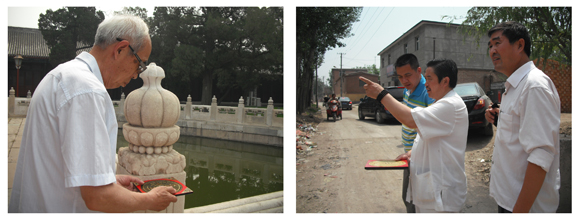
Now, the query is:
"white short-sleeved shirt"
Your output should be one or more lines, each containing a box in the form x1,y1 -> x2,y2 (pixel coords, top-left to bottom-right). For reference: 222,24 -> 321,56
407,90 -> 468,212
8,52 -> 118,213
489,61 -> 560,212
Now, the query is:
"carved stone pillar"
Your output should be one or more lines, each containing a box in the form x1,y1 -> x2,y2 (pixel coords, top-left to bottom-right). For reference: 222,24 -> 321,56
9,87 -> 15,116
210,95 -> 217,121
266,97 -> 273,126
116,63 -> 187,213
185,95 -> 192,119
237,96 -> 244,124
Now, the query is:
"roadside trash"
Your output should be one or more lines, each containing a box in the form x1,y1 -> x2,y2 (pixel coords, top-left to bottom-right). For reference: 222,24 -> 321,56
480,159 -> 485,163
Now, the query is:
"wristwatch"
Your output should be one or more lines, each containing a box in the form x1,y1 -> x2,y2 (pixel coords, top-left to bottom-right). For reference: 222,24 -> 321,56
376,89 -> 389,102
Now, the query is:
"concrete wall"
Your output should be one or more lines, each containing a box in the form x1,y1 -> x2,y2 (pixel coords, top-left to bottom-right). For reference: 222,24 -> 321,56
185,191 -> 283,213
379,21 -> 494,87
557,135 -> 571,213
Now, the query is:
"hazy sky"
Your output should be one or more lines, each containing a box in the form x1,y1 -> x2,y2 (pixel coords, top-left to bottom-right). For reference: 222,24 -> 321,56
316,7 -> 472,84
7,7 -> 156,28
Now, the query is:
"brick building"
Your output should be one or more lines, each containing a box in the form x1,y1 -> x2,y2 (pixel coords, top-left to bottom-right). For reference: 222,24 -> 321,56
331,68 -> 378,102
534,59 -> 572,113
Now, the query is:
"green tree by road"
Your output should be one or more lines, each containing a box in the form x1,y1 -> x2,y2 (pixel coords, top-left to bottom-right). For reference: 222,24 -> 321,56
296,7 -> 362,114
455,7 -> 571,66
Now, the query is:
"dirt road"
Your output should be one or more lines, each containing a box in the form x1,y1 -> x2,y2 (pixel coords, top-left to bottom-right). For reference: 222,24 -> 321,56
296,104 -> 497,213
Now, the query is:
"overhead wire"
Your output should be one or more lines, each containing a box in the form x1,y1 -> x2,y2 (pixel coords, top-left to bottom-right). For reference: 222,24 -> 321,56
347,7 -> 395,64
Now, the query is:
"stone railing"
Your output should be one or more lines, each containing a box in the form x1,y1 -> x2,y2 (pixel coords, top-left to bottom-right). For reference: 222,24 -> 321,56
8,87 -> 32,117
9,88 -> 283,129
115,94 -> 283,128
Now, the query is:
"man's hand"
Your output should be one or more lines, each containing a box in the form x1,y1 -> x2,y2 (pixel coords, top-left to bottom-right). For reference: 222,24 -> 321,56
485,103 -> 499,124
395,151 -> 411,161
146,186 -> 178,211
116,175 -> 144,192
359,76 -> 384,100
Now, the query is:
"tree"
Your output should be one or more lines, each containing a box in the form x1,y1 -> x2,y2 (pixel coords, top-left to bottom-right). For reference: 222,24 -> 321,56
353,64 -> 379,75
296,7 -> 362,114
454,7 -> 571,66
149,7 -> 283,104
38,7 -> 105,66
115,7 -> 150,21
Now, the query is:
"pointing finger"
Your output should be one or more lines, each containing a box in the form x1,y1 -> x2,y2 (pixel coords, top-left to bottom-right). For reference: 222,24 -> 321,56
359,76 -> 374,84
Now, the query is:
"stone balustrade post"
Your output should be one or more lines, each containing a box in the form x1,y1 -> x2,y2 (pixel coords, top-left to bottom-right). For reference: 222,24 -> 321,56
210,95 -> 217,121
120,92 -> 125,116
185,95 -> 192,119
116,63 -> 186,213
257,98 -> 261,107
9,87 -> 15,116
266,97 -> 273,126
26,90 -> 32,98
237,96 -> 244,124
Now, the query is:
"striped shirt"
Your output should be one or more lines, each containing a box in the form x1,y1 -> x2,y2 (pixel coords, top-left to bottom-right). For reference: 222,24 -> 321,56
402,75 -> 435,152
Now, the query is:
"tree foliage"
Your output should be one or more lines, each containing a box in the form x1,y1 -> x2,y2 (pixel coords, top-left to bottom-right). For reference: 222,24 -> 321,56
296,7 -> 362,114
38,7 -> 105,66
353,64 -> 379,75
149,7 -> 283,104
455,7 -> 571,66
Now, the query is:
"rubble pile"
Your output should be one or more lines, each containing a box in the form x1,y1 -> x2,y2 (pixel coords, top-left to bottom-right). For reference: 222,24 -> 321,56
296,123 -> 317,153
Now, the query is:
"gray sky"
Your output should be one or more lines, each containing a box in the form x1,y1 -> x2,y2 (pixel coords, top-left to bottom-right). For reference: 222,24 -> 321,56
316,7 -> 472,84
7,7 -> 156,28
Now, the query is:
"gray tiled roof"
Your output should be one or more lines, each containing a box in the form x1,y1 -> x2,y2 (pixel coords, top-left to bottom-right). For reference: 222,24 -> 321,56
8,26 -> 92,59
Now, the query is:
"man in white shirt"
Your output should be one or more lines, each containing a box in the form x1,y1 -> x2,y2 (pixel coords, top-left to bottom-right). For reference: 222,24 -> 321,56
360,59 -> 468,213
485,21 -> 560,213
9,15 -> 177,213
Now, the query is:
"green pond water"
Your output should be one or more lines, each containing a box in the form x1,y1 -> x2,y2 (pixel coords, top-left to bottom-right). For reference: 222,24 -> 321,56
116,130 -> 283,209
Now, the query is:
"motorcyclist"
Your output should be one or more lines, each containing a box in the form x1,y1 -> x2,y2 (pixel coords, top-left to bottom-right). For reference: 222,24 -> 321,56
323,95 -> 329,107
328,94 -> 341,109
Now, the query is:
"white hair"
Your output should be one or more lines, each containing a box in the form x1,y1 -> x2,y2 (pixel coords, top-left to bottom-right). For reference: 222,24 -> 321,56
93,15 -> 150,52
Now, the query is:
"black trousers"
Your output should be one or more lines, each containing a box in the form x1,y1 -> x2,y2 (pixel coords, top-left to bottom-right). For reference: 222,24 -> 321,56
498,206 -> 512,213
402,167 -> 416,213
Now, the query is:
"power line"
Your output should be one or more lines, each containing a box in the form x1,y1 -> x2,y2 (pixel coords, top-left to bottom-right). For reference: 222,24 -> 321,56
346,7 -> 384,53
343,7 -> 368,48
348,7 -> 395,62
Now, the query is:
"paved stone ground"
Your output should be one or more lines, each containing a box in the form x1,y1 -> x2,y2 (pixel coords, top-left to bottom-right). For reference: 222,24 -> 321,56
8,117 -> 25,204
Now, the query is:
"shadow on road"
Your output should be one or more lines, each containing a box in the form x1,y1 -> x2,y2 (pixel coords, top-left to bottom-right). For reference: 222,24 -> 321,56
466,128 -> 494,152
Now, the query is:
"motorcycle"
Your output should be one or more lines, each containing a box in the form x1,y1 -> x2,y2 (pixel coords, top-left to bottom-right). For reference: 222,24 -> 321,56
326,100 -> 342,121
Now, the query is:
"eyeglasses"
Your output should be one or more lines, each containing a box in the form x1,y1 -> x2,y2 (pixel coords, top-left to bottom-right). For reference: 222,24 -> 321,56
116,38 -> 147,74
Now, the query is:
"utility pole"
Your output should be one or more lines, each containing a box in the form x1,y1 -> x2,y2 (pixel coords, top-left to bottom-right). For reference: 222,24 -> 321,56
338,52 -> 345,97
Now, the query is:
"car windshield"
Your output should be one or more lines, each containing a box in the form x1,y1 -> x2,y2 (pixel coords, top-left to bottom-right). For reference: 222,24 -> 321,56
339,97 -> 350,101
454,84 -> 479,96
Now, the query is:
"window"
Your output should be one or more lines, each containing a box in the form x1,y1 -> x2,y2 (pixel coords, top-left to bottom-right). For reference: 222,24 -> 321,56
388,54 -> 391,65
404,44 -> 408,54
415,37 -> 420,51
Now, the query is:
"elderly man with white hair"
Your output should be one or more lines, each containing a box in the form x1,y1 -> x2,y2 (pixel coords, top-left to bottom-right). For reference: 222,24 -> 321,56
9,15 -> 177,213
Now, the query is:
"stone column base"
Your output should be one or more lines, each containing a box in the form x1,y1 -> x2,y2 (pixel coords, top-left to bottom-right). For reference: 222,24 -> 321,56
116,163 -> 186,213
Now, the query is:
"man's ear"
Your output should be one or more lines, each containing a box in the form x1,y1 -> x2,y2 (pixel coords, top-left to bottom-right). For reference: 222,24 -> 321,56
113,41 -> 130,59
517,38 -> 525,53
